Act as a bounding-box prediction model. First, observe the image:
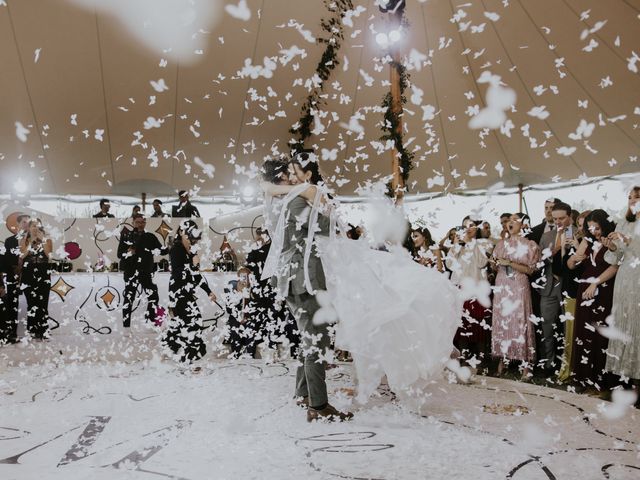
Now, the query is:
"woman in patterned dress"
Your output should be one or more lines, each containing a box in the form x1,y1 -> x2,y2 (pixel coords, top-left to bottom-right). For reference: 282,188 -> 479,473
490,213 -> 540,380
603,187 -> 640,396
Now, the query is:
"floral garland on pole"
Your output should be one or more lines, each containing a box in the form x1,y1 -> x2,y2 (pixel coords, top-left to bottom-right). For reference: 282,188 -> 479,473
289,0 -> 354,153
379,14 -> 414,198
380,59 -> 414,184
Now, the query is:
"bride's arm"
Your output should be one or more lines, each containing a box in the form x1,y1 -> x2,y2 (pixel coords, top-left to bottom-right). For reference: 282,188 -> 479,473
261,182 -> 321,203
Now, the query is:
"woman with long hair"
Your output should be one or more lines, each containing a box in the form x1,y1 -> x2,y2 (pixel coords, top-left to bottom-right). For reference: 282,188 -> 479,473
446,218 -> 494,363
162,220 -> 217,364
19,219 -> 53,340
490,213 -> 540,380
566,209 -> 618,392
411,227 -> 443,272
602,186 -> 640,399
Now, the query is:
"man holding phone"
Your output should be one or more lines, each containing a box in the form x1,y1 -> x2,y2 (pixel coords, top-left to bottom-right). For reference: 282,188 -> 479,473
536,202 -> 575,375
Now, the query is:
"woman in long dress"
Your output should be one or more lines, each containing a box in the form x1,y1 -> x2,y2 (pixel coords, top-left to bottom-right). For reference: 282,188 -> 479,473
261,157 -> 463,404
566,209 -> 618,391
163,220 -> 217,364
445,219 -> 494,362
602,187 -> 640,393
490,213 -> 540,380
19,219 -> 53,340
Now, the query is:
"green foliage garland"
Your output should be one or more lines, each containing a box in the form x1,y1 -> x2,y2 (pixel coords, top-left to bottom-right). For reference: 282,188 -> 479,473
380,14 -> 414,196
380,59 -> 414,187
289,0 -> 354,153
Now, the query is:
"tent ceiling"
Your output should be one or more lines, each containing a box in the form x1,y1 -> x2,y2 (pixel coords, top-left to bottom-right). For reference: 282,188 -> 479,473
0,0 -> 639,197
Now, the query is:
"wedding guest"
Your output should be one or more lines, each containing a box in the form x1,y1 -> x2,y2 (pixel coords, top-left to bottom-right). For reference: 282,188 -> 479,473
244,228 -> 298,359
490,213 -> 540,380
1,214 -> 30,344
480,221 -> 493,240
603,186 -> 640,399
19,219 -> 53,340
93,198 -> 115,218
411,227 -> 443,272
571,209 -> 580,228
555,208 -> 584,383
529,197 -> 561,244
575,210 -> 592,242
499,213 -> 512,240
222,271 -> 251,358
131,205 -> 141,217
439,227 -> 458,279
534,201 -> 572,375
567,209 -> 617,392
172,190 -> 200,218
446,218 -> 494,362
163,220 -> 216,363
117,214 -> 168,330
151,199 -> 170,218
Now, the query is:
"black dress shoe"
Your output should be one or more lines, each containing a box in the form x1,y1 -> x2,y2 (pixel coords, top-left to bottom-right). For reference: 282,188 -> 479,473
307,404 -> 353,423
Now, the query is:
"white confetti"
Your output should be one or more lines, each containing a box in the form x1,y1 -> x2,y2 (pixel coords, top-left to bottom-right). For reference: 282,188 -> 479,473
150,78 -> 169,92
528,105 -> 550,120
410,85 -> 424,106
15,121 -> 30,142
468,72 -> 516,130
568,119 -> 595,140
143,117 -> 163,129
422,105 -> 436,121
34,48 -> 42,63
225,0 -> 251,21
556,146 -> 576,156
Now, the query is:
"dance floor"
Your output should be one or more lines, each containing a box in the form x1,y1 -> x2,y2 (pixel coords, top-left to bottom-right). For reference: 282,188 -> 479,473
1,336 -> 639,480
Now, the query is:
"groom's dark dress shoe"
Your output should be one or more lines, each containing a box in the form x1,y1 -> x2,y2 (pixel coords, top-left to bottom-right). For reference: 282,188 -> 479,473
295,396 -> 309,408
307,404 -> 353,423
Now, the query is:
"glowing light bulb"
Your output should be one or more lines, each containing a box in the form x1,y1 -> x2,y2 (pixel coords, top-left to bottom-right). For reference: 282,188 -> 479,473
389,29 -> 402,43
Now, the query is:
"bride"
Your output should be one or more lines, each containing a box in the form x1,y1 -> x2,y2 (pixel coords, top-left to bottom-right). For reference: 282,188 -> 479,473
261,152 -> 464,405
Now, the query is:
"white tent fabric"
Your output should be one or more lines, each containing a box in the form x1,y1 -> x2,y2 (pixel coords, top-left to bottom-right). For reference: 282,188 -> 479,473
1,0 -> 639,197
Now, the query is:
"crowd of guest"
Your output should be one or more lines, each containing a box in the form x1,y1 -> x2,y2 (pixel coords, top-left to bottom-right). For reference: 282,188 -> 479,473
403,188 -> 640,403
1,185 -> 639,406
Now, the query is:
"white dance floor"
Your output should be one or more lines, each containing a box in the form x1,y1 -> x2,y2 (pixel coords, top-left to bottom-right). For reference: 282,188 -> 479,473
1,337 -> 639,480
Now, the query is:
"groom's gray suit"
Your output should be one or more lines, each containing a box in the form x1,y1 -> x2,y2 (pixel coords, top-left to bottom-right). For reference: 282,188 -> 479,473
282,195 -> 331,409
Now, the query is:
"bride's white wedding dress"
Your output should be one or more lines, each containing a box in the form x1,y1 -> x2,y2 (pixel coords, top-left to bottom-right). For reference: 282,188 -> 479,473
262,184 -> 463,404
318,236 -> 462,403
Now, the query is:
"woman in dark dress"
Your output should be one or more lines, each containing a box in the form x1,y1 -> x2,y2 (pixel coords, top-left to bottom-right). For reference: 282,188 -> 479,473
567,209 -> 618,391
19,219 -> 53,340
163,220 -> 217,364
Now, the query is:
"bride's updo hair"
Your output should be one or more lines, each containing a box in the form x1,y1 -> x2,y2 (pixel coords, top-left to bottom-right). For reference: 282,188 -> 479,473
290,150 -> 324,185
261,159 -> 288,184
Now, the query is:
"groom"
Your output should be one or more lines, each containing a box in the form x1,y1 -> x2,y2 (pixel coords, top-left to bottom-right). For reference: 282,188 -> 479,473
280,153 -> 352,422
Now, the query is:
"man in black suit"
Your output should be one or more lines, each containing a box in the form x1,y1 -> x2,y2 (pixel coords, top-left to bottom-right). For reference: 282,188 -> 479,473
1,214 -> 30,344
528,197 -> 562,244
171,191 -> 200,218
151,199 -> 170,218
117,214 -> 168,330
93,198 -> 115,218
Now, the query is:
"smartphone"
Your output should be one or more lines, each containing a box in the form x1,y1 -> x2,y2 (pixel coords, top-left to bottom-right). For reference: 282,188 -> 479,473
565,226 -> 573,239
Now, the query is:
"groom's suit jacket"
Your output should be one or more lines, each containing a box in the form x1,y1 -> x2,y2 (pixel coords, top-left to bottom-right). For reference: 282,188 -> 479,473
536,228 -> 559,297
282,196 -> 331,296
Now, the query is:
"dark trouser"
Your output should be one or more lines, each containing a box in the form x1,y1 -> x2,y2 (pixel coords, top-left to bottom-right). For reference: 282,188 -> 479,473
21,267 -> 51,339
163,291 -> 206,363
538,283 -> 563,369
287,292 -> 331,409
122,270 -> 158,328
0,277 -> 20,343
